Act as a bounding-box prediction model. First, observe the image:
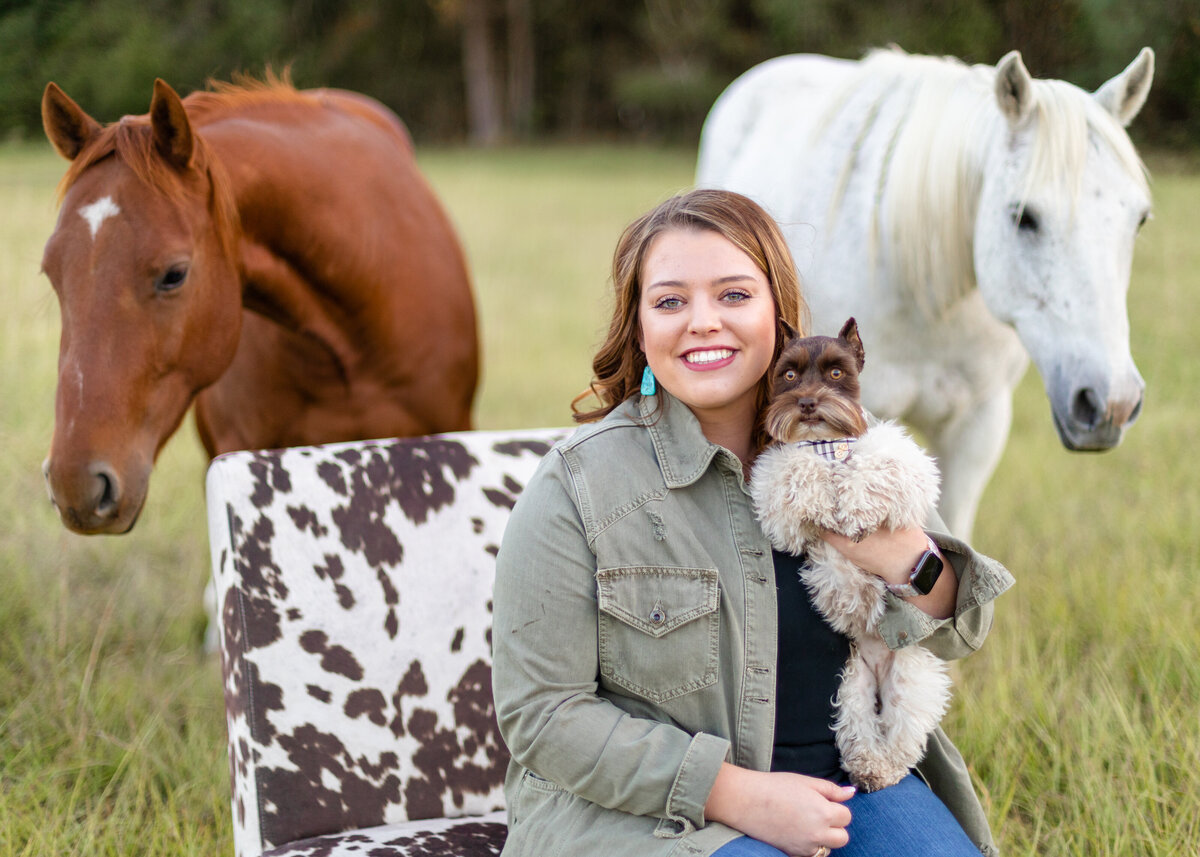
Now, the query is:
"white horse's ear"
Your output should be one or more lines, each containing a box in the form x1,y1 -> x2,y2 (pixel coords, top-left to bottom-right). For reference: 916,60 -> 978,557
1094,47 -> 1154,127
994,50 -> 1035,127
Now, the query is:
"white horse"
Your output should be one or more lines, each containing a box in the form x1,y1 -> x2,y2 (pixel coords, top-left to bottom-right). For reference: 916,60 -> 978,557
697,48 -> 1154,539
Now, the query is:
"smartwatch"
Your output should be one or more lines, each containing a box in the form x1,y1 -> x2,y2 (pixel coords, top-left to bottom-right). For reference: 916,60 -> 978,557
885,536 -> 944,597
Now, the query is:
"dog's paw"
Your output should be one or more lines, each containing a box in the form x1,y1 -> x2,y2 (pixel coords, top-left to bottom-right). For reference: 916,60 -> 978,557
847,761 -> 908,793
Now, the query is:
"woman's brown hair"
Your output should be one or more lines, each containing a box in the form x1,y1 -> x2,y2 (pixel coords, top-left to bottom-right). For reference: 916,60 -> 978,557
572,188 -> 809,453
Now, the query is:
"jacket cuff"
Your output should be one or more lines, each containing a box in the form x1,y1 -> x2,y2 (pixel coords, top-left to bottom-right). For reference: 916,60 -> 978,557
878,531 -> 1014,653
657,731 -> 730,837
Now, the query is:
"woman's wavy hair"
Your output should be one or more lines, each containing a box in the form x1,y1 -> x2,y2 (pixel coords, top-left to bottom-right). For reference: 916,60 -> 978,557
572,188 -> 809,454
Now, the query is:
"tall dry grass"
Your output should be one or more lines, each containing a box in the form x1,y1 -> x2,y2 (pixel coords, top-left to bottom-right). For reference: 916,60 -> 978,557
0,143 -> 1196,855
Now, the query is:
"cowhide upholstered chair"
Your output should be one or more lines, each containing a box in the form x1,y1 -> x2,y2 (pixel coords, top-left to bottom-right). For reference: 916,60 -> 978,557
206,428 -> 569,857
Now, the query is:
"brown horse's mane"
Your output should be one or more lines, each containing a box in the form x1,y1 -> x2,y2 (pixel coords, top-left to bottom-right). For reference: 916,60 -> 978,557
52,73 -> 313,257
183,69 -> 315,122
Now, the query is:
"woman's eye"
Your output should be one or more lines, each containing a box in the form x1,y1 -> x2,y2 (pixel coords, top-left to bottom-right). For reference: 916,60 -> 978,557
829,368 -> 844,380
654,297 -> 683,310
723,290 -> 750,302
784,369 -> 797,381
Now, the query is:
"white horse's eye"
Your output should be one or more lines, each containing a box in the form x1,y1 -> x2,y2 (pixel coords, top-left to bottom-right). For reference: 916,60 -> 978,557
1011,206 -> 1039,233
1137,211 -> 1151,232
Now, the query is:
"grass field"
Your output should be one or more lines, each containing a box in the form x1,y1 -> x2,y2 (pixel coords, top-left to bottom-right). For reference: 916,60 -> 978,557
0,142 -> 1196,856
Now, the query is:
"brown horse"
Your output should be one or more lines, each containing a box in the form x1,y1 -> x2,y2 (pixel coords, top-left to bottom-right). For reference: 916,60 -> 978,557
41,78 -> 478,535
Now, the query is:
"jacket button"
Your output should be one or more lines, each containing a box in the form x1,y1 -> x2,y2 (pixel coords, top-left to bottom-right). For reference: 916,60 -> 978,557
649,606 -> 667,625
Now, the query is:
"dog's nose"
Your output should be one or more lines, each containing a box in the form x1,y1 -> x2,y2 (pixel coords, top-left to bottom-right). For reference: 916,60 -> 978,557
797,397 -> 817,415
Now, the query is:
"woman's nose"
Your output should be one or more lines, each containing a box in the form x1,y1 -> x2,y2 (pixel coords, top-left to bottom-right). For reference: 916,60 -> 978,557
687,297 -> 722,334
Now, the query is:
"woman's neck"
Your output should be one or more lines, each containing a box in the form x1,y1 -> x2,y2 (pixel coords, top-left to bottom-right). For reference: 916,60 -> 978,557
694,404 -> 757,473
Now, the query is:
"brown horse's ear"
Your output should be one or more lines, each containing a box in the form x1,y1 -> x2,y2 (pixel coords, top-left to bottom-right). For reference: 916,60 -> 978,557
149,79 -> 194,169
838,317 -> 865,370
42,83 -> 102,161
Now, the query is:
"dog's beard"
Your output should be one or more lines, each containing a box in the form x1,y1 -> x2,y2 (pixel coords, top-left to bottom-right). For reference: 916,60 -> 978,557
764,394 -> 868,443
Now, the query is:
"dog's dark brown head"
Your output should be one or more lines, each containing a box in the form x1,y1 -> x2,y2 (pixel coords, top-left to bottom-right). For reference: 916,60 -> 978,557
764,317 -> 868,443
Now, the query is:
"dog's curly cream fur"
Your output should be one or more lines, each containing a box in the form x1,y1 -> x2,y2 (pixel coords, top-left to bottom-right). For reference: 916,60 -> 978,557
751,421 -> 951,791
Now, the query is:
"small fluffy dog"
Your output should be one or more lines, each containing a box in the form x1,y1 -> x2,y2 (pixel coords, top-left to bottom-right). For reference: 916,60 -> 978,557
750,318 -> 951,791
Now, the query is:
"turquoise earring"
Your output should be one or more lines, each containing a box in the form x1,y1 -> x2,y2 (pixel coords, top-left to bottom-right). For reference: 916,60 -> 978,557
640,365 -> 656,396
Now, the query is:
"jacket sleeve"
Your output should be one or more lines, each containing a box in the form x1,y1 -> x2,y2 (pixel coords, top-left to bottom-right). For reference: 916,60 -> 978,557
492,450 -> 729,831
876,511 -> 1015,659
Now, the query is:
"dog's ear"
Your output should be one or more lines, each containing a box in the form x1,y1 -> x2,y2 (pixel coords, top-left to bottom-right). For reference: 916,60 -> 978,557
839,317 -> 865,370
779,318 -> 799,343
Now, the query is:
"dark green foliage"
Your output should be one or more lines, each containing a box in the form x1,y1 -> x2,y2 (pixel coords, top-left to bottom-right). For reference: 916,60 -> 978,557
0,0 -> 1193,146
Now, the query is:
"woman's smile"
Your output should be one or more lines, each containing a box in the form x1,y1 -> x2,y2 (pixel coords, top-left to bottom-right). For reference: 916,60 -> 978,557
682,347 -> 736,368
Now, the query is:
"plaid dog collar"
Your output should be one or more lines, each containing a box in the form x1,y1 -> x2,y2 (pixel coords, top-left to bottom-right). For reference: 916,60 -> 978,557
795,438 -> 856,462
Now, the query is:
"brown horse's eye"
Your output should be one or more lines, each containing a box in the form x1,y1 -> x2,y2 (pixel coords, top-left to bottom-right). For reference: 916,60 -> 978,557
156,264 -> 189,293
829,367 -> 844,380
784,369 -> 797,381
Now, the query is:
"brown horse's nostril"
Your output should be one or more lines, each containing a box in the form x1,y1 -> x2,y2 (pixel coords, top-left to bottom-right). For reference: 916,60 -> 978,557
91,463 -> 121,519
41,457 -> 60,510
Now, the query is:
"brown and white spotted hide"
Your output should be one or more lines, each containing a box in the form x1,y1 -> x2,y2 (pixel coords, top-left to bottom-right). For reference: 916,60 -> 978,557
206,429 -> 568,857
257,813 -> 509,857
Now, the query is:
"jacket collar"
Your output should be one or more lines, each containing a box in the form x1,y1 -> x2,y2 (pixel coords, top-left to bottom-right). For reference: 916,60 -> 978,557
613,391 -> 743,489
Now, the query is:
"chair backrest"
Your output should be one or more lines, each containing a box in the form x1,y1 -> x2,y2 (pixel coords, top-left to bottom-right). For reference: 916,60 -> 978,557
206,429 -> 568,857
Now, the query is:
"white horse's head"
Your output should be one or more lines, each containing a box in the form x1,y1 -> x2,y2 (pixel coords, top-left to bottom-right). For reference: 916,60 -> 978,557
973,49 -> 1153,451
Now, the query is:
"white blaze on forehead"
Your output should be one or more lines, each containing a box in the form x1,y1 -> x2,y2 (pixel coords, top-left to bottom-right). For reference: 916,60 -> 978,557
78,196 -> 121,239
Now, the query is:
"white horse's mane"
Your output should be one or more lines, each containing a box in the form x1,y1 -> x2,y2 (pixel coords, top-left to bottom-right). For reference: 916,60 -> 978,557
824,49 -> 1149,317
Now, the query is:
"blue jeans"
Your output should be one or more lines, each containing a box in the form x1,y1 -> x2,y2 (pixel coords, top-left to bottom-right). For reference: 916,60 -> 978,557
712,774 -> 981,857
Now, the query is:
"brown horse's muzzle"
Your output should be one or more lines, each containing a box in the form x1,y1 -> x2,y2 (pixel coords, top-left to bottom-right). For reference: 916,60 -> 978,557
42,453 -> 151,535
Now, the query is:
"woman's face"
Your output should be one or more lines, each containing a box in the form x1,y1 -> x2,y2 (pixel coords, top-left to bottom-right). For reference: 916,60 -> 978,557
638,227 -> 777,434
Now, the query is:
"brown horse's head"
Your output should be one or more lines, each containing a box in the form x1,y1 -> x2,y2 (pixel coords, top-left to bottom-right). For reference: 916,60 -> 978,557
40,80 -> 242,534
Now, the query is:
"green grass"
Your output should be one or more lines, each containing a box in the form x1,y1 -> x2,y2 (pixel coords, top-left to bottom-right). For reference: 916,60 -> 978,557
1,142 -> 1197,855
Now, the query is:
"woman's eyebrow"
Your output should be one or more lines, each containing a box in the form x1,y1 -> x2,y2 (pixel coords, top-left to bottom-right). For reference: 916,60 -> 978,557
645,273 -> 758,290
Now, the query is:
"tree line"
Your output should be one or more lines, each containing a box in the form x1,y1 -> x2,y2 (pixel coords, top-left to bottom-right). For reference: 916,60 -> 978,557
0,0 -> 1194,148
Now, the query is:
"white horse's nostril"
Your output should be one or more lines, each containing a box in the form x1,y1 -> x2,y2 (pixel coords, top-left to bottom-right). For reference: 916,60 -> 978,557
1127,395 -> 1144,425
1070,388 -> 1103,430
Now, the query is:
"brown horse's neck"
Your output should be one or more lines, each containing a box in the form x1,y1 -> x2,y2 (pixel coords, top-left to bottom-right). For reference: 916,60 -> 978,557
237,239 -> 355,385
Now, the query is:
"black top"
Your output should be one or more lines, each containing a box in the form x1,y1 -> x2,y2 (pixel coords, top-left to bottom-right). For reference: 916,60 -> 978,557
771,550 -> 851,782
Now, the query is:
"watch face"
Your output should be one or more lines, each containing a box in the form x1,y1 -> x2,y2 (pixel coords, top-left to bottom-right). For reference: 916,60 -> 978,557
912,551 -> 944,595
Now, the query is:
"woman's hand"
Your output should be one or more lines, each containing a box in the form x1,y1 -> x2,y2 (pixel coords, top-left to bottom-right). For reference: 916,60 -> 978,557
820,526 -> 927,584
821,527 -> 957,619
704,763 -> 854,856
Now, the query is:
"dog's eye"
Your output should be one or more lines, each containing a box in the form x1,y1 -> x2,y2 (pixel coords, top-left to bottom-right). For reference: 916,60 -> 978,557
784,369 -> 797,381
829,368 -> 844,380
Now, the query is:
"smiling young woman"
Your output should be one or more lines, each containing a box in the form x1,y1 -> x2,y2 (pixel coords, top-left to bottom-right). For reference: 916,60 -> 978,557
493,189 -> 1013,857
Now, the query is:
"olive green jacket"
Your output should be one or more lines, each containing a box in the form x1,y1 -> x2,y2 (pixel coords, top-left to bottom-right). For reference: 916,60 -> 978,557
493,391 -> 1014,857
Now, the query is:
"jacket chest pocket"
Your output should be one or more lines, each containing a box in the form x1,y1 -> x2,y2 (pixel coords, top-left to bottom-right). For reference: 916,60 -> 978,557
596,566 -> 720,704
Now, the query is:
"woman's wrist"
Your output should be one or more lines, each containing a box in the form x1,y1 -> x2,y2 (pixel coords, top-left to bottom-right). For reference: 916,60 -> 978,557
820,528 -> 957,618
704,763 -> 748,825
